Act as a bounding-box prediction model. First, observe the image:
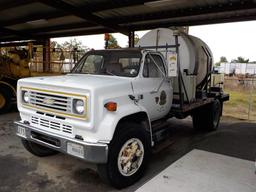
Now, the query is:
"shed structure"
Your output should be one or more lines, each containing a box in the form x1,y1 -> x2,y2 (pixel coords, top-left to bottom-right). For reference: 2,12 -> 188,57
0,0 -> 256,44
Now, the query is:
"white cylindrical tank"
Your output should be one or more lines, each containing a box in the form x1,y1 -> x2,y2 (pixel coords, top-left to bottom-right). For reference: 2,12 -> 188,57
137,28 -> 213,86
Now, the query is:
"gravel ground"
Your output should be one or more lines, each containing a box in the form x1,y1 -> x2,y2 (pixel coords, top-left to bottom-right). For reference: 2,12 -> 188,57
0,113 -> 255,192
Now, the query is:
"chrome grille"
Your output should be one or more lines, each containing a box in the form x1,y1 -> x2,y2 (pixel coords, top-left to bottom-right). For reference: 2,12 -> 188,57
31,116 -> 73,135
29,91 -> 72,113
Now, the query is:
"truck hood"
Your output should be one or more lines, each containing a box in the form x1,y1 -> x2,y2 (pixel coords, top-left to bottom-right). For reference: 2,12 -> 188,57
19,74 -> 133,91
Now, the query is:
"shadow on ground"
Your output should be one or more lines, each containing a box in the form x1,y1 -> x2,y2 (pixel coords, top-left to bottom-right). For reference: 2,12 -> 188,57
0,113 -> 255,192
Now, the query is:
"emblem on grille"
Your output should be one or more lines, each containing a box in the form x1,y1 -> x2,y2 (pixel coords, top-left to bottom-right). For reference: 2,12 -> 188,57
43,98 -> 55,105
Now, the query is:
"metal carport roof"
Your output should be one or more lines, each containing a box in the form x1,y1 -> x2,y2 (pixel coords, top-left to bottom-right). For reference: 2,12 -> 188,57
0,0 -> 256,42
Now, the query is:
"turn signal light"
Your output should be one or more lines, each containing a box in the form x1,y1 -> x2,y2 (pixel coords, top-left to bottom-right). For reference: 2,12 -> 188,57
104,102 -> 117,111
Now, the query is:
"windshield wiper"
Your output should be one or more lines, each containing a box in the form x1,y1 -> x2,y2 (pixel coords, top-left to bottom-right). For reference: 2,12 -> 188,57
98,68 -> 116,76
104,70 -> 116,76
72,70 -> 92,74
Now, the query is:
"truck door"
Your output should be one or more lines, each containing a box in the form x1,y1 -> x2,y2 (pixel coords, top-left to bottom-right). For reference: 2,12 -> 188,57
133,53 -> 173,121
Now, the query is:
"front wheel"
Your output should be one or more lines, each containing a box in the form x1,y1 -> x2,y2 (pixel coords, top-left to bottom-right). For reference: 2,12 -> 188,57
97,122 -> 150,189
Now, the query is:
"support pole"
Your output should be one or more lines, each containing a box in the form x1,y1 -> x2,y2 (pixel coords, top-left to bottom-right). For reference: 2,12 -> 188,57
128,31 -> 135,48
174,30 -> 184,109
43,38 -> 51,72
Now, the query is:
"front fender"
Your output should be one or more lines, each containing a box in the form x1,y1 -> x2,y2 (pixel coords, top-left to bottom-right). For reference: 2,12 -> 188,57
96,103 -> 149,143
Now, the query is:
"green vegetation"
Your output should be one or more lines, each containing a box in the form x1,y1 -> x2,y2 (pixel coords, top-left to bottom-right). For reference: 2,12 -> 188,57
215,56 -> 228,66
231,56 -> 249,63
223,88 -> 256,120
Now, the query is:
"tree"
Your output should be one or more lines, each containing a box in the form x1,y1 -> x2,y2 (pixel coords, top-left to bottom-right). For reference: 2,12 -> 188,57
220,56 -> 228,63
106,34 -> 120,49
214,62 -> 221,67
134,34 -> 140,45
231,56 -> 249,63
62,38 -> 88,52
215,56 -> 228,67
61,38 -> 89,62
50,41 -> 63,61
50,41 -> 62,49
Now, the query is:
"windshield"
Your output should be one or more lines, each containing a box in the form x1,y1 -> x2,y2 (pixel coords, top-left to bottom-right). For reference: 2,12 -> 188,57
72,50 -> 142,77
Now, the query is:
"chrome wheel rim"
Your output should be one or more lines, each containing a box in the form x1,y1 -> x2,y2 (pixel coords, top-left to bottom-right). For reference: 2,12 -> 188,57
117,138 -> 144,177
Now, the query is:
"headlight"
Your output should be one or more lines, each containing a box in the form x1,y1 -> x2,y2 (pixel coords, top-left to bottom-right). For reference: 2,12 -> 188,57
73,99 -> 85,114
22,91 -> 29,103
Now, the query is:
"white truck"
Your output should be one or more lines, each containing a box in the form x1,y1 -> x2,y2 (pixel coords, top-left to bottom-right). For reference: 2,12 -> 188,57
15,28 -> 229,188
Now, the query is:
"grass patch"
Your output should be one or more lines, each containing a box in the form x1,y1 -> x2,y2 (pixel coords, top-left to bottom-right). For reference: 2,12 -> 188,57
223,88 -> 256,120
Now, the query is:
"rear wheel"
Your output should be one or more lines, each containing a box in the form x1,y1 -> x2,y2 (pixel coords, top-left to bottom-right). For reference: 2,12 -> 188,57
192,99 -> 222,131
97,122 -> 150,189
0,87 -> 12,114
21,139 -> 59,157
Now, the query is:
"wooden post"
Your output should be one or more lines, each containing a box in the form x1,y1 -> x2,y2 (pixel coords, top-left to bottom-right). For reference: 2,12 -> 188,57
128,31 -> 135,48
43,39 -> 51,72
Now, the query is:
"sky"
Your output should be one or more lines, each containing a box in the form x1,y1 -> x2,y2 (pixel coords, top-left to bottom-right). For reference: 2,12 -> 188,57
52,20 -> 256,63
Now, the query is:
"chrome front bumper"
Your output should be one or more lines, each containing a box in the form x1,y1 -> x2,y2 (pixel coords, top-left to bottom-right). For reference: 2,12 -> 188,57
14,121 -> 108,163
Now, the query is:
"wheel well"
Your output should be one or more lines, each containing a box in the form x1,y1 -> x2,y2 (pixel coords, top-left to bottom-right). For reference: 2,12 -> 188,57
110,112 -> 152,147
114,112 -> 150,136
119,112 -> 149,126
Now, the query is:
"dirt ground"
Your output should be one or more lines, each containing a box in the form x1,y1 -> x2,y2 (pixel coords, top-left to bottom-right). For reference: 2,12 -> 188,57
0,112 -> 256,192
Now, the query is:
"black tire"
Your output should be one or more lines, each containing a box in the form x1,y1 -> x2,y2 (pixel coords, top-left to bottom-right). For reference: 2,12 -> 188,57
97,122 -> 151,189
192,99 -> 222,131
0,87 -> 12,114
21,139 -> 59,157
